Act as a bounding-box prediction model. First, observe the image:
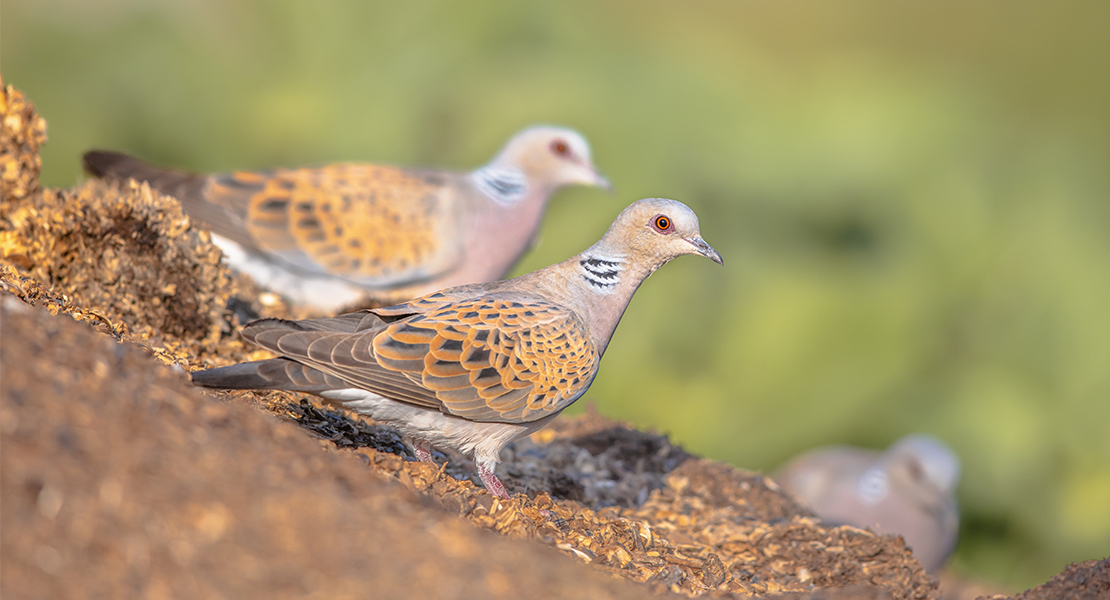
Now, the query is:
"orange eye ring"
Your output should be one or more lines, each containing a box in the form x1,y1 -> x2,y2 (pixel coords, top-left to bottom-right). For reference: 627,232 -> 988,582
653,215 -> 672,232
550,140 -> 569,156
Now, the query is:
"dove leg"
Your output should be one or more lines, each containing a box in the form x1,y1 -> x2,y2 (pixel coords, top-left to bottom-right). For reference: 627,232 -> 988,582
411,439 -> 435,463
476,459 -> 510,499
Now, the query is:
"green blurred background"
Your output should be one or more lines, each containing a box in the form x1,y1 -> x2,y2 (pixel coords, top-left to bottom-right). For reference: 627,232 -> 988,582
5,0 -> 1109,590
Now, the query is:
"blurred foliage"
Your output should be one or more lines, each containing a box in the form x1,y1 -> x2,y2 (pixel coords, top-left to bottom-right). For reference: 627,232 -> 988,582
4,0 -> 1109,590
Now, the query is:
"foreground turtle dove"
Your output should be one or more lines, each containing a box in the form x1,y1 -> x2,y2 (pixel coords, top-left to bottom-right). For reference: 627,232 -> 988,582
772,434 -> 961,572
83,126 -> 610,310
192,198 -> 722,497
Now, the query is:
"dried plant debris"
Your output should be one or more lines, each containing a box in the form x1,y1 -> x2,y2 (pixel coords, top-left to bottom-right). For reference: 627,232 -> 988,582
983,557 -> 1110,600
290,398 -> 413,456
2,298 -> 669,600
0,178 -> 237,341
0,79 -> 305,368
317,409 -> 940,599
283,395 -> 936,598
0,74 -> 48,203
0,181 -> 303,369
506,424 -> 694,508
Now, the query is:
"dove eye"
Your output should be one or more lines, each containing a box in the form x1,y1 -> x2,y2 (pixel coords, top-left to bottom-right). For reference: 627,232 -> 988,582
550,140 -> 570,157
652,215 -> 673,233
906,458 -> 925,482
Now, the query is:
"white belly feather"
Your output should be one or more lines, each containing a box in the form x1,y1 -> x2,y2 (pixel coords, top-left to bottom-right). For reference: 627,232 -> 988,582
212,234 -> 366,311
318,388 -> 559,463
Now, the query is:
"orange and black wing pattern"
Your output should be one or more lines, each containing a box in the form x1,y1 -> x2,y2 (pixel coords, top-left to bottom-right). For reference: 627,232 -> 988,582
243,293 -> 599,424
372,295 -> 600,422
206,164 -> 461,286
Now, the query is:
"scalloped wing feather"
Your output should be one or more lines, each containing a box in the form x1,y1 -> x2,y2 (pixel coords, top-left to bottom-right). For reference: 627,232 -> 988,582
373,295 -> 600,423
204,164 -> 465,287
241,294 -> 599,424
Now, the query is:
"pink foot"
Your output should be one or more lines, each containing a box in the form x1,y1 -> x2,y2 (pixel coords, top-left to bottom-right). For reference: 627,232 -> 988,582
477,460 -> 510,499
412,439 -> 435,463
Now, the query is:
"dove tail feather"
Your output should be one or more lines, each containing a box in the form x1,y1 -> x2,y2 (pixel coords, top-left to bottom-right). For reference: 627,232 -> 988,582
83,150 -> 206,203
191,358 -> 341,393
192,360 -> 282,389
239,317 -> 311,348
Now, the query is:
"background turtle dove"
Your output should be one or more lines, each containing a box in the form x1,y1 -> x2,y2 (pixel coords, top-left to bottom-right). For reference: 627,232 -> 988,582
83,126 -> 610,310
192,198 -> 723,497
772,434 -> 961,572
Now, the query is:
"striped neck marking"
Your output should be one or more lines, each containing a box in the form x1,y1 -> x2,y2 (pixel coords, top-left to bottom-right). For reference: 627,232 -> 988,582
579,254 -> 624,293
472,167 -> 527,205
857,465 -> 889,505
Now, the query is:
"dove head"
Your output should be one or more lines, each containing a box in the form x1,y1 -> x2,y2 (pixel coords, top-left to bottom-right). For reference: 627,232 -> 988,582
488,126 -> 610,194
884,434 -> 961,500
560,198 -> 721,354
595,198 -> 723,272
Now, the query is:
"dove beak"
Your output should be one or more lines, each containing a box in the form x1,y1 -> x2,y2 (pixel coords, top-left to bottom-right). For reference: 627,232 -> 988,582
591,170 -> 613,193
685,236 -> 724,265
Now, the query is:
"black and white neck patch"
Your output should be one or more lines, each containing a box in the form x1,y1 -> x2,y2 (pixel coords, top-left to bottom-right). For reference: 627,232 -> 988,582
579,254 -> 624,293
472,167 -> 527,205
857,466 -> 890,506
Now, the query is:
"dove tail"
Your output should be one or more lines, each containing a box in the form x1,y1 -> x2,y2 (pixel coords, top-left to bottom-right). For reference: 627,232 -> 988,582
191,358 -> 344,393
83,150 -> 206,202
191,360 -> 285,390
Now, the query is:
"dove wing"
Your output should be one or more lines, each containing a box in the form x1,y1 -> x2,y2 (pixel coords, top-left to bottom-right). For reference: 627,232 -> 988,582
204,164 -> 466,288
242,293 -> 600,424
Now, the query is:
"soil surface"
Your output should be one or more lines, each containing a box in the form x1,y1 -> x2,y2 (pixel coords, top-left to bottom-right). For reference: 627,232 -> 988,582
2,297 -> 660,600
2,76 -> 1105,600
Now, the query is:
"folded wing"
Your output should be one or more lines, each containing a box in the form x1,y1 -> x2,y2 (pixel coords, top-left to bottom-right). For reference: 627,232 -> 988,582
240,294 -> 599,424
205,164 -> 463,288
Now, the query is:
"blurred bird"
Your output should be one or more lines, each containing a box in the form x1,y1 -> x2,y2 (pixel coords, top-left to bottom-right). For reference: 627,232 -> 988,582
192,198 -> 722,497
83,126 -> 610,310
771,434 -> 960,572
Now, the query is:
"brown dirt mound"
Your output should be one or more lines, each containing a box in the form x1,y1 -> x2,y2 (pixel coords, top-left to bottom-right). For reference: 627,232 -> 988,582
0,297 -> 662,600
1,178 -> 234,340
0,74 -> 47,203
979,557 -> 1110,600
0,296 -> 937,599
